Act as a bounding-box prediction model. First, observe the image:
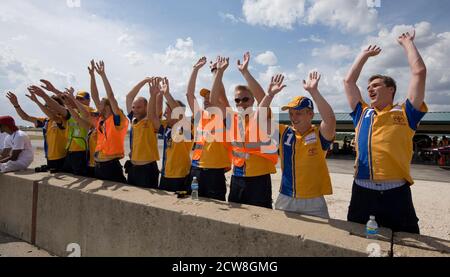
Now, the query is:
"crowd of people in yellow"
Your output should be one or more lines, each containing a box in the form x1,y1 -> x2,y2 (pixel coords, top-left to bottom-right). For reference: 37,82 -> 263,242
0,31 -> 427,234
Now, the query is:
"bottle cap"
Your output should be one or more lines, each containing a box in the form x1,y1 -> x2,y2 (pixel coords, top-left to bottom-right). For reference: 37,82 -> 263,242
370,215 -> 375,220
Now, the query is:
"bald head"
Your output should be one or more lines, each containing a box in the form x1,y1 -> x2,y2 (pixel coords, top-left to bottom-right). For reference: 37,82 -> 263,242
132,96 -> 148,120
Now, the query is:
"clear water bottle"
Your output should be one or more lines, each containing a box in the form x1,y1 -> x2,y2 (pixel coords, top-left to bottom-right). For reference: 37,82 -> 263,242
366,215 -> 379,239
191,177 -> 199,200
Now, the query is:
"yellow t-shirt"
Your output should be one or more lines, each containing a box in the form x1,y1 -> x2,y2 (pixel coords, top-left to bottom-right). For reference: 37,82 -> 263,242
279,124 -> 333,199
36,117 -> 68,161
128,113 -> 159,165
160,121 -> 194,178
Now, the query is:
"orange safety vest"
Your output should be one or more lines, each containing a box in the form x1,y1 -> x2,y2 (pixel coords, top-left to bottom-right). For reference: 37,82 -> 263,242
192,111 -> 227,161
229,113 -> 278,167
95,114 -> 128,158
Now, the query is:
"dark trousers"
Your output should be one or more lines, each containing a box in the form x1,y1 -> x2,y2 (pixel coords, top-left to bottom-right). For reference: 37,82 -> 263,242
347,181 -> 420,234
159,175 -> 190,192
95,159 -> 127,184
47,157 -> 65,172
127,161 -> 159,189
188,167 -> 227,201
228,174 -> 272,209
63,151 -> 88,176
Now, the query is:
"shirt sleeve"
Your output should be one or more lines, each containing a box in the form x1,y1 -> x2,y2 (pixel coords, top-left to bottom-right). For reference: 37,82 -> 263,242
35,118 -> 47,128
127,112 -> 134,121
319,131 -> 333,151
404,99 -> 428,131
350,101 -> 368,128
12,133 -> 26,151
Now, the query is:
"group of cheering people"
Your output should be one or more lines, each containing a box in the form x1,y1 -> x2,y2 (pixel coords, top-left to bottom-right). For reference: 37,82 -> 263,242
1,30 -> 427,234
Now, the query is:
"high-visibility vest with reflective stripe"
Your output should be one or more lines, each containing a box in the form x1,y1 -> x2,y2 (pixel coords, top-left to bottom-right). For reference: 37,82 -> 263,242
95,113 -> 128,160
192,111 -> 230,169
230,113 -> 278,168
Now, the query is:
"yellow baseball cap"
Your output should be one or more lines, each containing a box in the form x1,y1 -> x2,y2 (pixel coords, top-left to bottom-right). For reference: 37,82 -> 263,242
199,88 -> 210,98
281,96 -> 314,111
76,91 -> 90,100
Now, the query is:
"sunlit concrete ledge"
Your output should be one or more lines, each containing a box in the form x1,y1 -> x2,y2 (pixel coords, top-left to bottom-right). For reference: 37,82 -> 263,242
0,171 -> 448,257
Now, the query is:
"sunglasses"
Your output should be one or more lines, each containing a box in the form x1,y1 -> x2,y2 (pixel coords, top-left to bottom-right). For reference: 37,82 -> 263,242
234,97 -> 250,104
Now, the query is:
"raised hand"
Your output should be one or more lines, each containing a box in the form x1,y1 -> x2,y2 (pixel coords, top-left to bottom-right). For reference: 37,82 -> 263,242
161,77 -> 170,95
88,59 -> 96,76
65,87 -> 75,96
94,60 -> 106,76
362,45 -> 382,57
216,56 -> 229,72
268,74 -> 287,96
6,91 -> 19,106
397,29 -> 416,46
149,77 -> 161,96
25,91 -> 39,103
40,79 -> 59,94
29,85 -> 48,98
237,52 -> 250,73
193,56 -> 207,70
303,71 -> 321,93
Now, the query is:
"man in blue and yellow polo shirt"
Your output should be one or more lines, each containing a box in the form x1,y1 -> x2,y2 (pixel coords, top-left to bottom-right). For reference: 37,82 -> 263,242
259,72 -> 336,218
343,30 -> 427,233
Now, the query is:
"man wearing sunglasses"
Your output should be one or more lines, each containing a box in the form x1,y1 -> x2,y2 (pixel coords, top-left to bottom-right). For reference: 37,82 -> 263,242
210,53 -> 278,209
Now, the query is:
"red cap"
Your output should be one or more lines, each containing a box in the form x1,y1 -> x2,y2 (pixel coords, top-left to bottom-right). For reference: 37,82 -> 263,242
0,116 -> 18,132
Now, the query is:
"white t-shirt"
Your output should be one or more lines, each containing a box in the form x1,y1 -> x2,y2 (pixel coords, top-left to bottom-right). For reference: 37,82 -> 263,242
3,130 -> 34,165
0,132 -> 8,151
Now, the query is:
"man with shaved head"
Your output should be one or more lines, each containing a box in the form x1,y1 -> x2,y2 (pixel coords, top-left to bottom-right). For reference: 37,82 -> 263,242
125,77 -> 162,188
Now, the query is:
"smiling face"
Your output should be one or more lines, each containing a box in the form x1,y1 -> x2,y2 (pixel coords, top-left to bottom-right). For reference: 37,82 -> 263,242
367,75 -> 396,110
289,108 -> 314,133
234,86 -> 255,110
132,97 -> 147,120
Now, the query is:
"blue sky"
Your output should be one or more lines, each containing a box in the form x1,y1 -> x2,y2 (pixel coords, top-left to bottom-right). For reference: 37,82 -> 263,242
1,0 -> 449,125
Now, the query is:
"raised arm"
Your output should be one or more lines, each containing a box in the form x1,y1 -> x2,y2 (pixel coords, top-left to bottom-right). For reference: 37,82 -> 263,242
6,92 -> 39,125
161,77 -> 180,110
40,79 -> 64,96
397,30 -> 427,110
260,74 -> 287,108
88,60 -> 101,110
148,78 -> 161,130
210,56 -> 229,114
95,60 -> 121,116
63,90 -> 92,124
25,90 -> 58,121
29,86 -> 69,118
61,95 -> 92,130
238,52 -> 266,104
304,72 -> 336,141
186,57 -> 206,114
126,78 -> 151,115
343,45 -> 381,110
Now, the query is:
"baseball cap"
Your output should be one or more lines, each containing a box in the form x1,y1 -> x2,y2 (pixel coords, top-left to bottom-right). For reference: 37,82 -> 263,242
281,96 -> 314,111
0,116 -> 18,132
199,88 -> 210,98
76,91 -> 90,101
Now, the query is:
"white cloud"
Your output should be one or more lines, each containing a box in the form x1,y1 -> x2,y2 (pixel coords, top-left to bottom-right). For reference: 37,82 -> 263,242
219,12 -> 240,24
155,37 -> 196,66
242,0 -> 379,34
124,51 -> 145,66
306,0 -> 379,34
312,44 -> 354,60
255,51 -> 278,66
242,0 -> 306,30
299,35 -> 325,44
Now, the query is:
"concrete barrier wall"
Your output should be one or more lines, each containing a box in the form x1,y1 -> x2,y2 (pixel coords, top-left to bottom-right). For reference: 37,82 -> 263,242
0,171 -> 448,257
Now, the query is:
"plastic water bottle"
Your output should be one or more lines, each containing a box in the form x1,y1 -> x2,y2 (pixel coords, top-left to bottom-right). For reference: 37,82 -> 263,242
191,177 -> 199,200
366,215 -> 379,239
